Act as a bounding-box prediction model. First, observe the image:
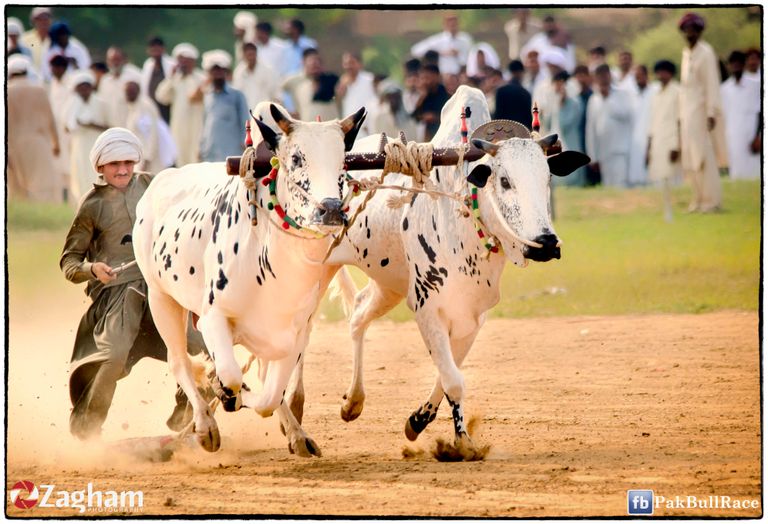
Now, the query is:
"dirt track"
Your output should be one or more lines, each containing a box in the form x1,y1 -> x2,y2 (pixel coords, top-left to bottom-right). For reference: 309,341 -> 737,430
6,307 -> 761,518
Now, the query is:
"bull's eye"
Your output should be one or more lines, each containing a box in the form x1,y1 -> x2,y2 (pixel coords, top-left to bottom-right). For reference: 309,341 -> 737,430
500,176 -> 513,190
291,153 -> 303,168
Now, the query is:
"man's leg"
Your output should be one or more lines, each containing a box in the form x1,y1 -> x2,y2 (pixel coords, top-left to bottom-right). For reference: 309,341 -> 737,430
699,146 -> 722,212
70,285 -> 144,439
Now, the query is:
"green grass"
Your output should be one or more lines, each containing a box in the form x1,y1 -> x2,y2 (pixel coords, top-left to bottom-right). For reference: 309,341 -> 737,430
8,179 -> 760,321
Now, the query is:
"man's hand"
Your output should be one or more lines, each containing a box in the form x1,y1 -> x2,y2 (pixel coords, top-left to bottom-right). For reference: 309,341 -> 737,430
92,262 -> 116,284
53,143 -> 60,157
670,150 -> 680,163
751,135 -> 761,154
707,116 -> 716,132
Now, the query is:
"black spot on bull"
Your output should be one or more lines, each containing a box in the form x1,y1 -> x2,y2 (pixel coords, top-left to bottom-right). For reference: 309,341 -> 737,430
216,269 -> 229,290
402,217 -> 409,231
412,264 -> 448,310
380,258 -> 389,267
417,234 -> 437,264
120,234 -> 132,245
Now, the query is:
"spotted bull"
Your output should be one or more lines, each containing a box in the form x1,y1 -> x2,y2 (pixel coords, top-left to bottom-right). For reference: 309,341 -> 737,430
133,104 -> 365,456
291,86 -> 589,458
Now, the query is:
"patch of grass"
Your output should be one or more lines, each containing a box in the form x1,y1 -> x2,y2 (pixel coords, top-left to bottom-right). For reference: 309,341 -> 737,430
8,180 -> 760,322
7,201 -> 75,231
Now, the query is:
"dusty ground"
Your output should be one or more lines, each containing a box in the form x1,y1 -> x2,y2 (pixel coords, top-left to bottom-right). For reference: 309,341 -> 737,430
6,290 -> 762,517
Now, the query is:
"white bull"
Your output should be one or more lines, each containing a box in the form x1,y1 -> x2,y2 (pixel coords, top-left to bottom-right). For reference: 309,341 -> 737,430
133,104 -> 365,456
293,86 -> 588,458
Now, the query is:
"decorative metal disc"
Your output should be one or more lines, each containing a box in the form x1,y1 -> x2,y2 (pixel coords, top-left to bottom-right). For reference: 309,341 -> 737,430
470,119 -> 531,143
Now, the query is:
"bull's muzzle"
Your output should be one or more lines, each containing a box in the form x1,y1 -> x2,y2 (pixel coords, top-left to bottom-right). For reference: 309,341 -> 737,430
523,233 -> 561,262
311,198 -> 347,227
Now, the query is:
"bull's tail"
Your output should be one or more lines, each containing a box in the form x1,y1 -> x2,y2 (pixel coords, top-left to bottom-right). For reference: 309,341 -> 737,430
329,267 -> 358,319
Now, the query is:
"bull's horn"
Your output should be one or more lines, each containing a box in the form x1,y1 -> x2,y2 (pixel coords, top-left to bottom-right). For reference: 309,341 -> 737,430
471,138 -> 499,157
536,133 -> 559,150
270,104 -> 294,135
341,107 -> 367,151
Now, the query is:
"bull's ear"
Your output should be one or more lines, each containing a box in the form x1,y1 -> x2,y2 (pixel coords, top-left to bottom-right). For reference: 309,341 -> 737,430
471,138 -> 499,157
547,150 -> 591,177
270,103 -> 293,135
467,164 -> 492,188
341,107 -> 367,151
255,117 -> 279,151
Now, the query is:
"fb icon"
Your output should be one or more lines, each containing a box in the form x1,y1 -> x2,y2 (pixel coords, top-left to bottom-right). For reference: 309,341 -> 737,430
627,490 -> 654,515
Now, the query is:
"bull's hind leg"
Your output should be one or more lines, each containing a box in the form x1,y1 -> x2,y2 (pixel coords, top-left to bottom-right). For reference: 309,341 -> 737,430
148,291 -> 220,452
405,329 -> 480,441
341,281 -> 403,422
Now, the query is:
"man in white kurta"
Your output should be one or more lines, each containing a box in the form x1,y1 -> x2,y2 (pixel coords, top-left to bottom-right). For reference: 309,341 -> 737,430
648,60 -> 683,222
647,61 -> 682,184
410,12 -> 473,75
255,22 -> 288,78
154,43 -> 205,166
21,7 -> 51,73
678,13 -> 722,212
627,66 -> 658,187
586,65 -> 634,188
721,51 -> 761,180
42,22 -> 91,82
124,73 -> 176,174
64,71 -> 109,203
48,55 -> 73,201
98,47 -> 143,127
232,42 -> 281,110
336,52 -> 377,136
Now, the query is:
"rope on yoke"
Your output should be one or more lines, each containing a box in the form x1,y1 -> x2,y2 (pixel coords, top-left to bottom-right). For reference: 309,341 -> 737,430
239,145 -> 259,225
381,141 -> 436,209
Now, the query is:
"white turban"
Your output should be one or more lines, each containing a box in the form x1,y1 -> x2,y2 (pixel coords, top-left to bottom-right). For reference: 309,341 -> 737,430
541,48 -> 567,70
172,42 -> 199,60
7,54 -> 30,76
89,127 -> 143,172
233,11 -> 257,29
121,68 -> 143,87
69,70 -> 95,91
202,49 -> 232,70
7,18 -> 23,36
30,7 -> 52,21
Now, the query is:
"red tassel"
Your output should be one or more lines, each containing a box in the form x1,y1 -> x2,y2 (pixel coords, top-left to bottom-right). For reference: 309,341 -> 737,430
532,102 -> 540,133
244,120 -> 253,147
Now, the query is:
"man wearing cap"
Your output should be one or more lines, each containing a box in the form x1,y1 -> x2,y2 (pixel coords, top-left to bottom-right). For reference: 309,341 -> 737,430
99,46 -> 143,127
64,71 -> 109,203
678,12 -> 722,212
155,43 -> 206,166
233,11 -> 257,64
7,18 -> 33,58
60,128 -> 205,440
21,7 -> 52,71
200,49 -> 249,162
7,54 -> 61,203
42,21 -> 91,82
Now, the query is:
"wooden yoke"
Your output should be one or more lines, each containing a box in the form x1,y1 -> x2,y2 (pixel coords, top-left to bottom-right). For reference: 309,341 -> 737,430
225,143 -> 486,178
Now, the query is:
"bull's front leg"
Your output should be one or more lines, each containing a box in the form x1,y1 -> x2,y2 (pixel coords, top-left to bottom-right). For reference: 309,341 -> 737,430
414,311 -> 484,460
241,350 -> 321,458
405,328 -> 480,441
197,310 -> 243,412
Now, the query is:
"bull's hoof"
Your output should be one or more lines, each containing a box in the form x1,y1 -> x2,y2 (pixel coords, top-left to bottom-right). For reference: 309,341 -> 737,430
340,394 -> 364,422
212,378 -> 245,412
193,421 -> 221,452
404,408 -> 435,441
288,435 -> 322,458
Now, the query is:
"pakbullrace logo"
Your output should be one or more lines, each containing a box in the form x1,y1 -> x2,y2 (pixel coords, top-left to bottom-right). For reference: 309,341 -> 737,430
9,480 -> 38,509
8,481 -> 144,513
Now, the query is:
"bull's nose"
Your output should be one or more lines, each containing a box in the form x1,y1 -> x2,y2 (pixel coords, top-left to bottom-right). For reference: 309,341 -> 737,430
525,233 -> 561,261
313,198 -> 346,226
